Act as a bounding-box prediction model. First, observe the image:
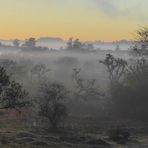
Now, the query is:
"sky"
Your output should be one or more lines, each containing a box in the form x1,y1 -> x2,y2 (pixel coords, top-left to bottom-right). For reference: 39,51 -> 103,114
0,0 -> 148,41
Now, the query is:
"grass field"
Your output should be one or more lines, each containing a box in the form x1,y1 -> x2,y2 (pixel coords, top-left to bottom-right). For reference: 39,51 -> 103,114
0,110 -> 148,148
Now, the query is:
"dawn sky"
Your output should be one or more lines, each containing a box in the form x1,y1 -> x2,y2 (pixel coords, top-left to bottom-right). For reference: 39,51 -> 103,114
0,0 -> 148,41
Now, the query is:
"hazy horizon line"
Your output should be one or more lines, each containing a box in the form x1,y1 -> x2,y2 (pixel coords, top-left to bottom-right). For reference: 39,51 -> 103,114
0,37 -> 135,43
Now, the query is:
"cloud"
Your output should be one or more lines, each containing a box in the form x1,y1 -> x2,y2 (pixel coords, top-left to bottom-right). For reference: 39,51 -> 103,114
96,0 -> 118,16
96,0 -> 148,21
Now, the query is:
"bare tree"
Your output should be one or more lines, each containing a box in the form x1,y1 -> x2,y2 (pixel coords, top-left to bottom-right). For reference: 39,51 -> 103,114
100,54 -> 127,82
72,68 -> 103,99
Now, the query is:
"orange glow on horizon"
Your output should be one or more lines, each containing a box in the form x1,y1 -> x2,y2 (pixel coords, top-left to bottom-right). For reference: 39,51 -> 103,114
0,0 -> 147,41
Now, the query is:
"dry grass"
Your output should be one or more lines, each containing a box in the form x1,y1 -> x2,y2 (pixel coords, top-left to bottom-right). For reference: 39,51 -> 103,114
0,110 -> 148,148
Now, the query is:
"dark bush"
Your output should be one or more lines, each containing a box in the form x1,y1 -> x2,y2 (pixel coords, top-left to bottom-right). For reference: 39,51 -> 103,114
38,82 -> 68,130
108,129 -> 130,144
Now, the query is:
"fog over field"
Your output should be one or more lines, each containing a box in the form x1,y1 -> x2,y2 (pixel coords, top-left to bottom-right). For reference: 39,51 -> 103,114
0,0 -> 148,147
0,43 -> 125,127
0,32 -> 147,147
0,38 -> 134,50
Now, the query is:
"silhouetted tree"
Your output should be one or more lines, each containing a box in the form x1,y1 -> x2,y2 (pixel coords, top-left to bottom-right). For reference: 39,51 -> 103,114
0,67 -> 10,93
31,64 -> 50,81
23,38 -> 36,48
1,81 -> 29,112
100,54 -> 127,82
0,59 -> 17,76
132,27 -> 148,56
72,68 -> 103,99
100,54 -> 128,117
66,38 -> 90,52
109,58 -> 148,119
67,37 -> 73,49
101,50 -> 148,119
0,42 -> 2,46
103,28 -> 148,119
0,59 -> 32,80
73,38 -> 83,49
115,45 -> 120,51
38,82 -> 68,130
13,39 -> 20,47
86,43 -> 94,50
0,66 -> 29,112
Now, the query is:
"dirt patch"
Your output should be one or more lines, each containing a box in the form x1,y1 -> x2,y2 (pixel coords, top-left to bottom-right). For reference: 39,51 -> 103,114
31,140 -> 51,147
16,132 -> 36,138
15,137 -> 35,144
